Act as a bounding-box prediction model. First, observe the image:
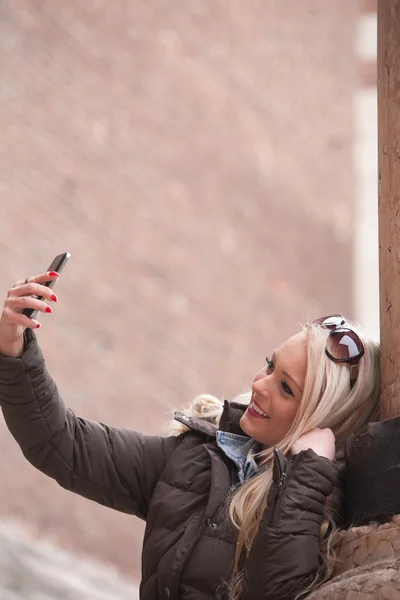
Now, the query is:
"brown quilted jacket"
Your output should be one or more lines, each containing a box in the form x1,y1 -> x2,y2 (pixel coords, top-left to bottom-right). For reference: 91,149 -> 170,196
0,329 -> 338,600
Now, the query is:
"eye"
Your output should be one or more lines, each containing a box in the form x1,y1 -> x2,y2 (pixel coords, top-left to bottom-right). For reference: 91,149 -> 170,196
281,381 -> 294,397
266,357 -> 294,396
265,357 -> 274,371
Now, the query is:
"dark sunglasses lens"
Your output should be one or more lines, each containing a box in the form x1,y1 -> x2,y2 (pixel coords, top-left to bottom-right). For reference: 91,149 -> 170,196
326,328 -> 363,360
313,314 -> 345,329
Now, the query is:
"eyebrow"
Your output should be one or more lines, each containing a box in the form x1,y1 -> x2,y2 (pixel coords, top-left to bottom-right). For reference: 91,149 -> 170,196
272,350 -> 303,394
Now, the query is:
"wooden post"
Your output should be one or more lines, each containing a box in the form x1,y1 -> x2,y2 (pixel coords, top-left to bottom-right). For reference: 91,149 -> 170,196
305,4 -> 400,596
378,0 -> 400,421
344,0 -> 400,527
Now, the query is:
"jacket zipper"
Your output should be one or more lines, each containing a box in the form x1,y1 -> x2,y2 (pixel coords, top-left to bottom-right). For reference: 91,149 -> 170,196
270,448 -> 289,525
270,451 -> 306,527
275,447 -> 288,486
225,482 -> 241,502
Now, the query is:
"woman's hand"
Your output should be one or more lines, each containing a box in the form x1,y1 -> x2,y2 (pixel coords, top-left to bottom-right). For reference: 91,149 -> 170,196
291,427 -> 336,461
0,272 -> 59,357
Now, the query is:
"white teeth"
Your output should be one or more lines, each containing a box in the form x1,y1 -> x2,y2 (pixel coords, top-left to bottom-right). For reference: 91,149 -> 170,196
250,402 -> 270,418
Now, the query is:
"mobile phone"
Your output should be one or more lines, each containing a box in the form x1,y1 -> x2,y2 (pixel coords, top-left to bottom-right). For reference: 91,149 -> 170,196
23,252 -> 71,319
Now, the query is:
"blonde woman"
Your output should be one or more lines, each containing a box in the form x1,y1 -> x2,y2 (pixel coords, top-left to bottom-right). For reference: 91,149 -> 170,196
0,271 -> 380,600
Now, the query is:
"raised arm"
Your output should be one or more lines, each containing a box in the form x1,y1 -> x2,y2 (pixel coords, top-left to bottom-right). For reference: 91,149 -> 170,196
242,446 -> 338,600
0,328 -> 180,519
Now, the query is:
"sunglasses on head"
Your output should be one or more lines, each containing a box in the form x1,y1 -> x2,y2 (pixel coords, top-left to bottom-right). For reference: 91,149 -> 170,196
310,315 -> 365,387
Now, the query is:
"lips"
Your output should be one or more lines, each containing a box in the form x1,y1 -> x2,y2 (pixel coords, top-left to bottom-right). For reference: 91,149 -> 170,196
247,398 -> 270,420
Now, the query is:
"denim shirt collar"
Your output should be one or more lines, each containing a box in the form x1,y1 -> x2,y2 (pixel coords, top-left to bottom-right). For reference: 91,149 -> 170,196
174,402 -> 265,483
216,430 -> 261,483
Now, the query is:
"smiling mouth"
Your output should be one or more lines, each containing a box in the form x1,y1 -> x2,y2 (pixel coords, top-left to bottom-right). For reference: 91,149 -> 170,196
249,399 -> 270,419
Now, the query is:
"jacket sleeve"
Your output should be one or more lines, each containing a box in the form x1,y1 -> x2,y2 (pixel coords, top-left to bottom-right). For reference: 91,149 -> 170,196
242,447 -> 338,600
0,329 -> 181,519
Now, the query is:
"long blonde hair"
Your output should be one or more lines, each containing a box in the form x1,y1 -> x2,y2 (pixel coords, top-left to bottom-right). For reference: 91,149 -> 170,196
169,318 -> 380,599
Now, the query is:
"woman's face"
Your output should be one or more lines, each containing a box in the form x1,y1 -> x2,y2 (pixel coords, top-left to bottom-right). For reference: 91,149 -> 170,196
240,331 -> 307,448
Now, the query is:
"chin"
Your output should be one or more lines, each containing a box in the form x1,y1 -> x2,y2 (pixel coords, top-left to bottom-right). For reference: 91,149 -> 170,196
240,412 -> 277,448
239,413 -> 251,435
240,413 -> 265,443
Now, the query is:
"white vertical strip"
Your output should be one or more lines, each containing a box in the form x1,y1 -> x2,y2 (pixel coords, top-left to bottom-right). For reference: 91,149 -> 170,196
354,12 -> 379,338
356,12 -> 378,61
353,88 -> 379,337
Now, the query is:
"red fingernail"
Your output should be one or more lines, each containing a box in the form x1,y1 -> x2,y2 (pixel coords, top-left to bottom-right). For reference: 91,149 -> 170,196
36,323 -> 41,329
50,294 -> 58,302
45,306 -> 52,313
49,271 -> 59,277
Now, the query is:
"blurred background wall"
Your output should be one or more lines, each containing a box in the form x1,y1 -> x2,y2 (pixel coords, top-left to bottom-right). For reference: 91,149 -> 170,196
0,0 -> 377,597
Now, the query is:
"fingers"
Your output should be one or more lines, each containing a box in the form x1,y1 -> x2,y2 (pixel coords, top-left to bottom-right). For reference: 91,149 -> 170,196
291,427 -> 336,461
28,271 -> 59,285
12,272 -> 59,291
6,295 -> 54,315
5,272 -> 60,330
9,281 -> 59,303
2,305 -> 42,329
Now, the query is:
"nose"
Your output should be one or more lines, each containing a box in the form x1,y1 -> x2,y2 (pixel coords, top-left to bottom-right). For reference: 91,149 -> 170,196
252,373 -> 270,396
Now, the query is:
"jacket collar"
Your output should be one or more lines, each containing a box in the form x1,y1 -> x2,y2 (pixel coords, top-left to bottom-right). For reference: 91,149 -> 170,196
174,400 -> 248,438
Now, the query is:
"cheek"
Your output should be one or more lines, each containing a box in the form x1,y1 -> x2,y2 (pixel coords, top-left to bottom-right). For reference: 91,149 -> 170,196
267,394 -> 299,437
278,403 -> 301,437
274,398 -> 298,422
276,398 -> 297,418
